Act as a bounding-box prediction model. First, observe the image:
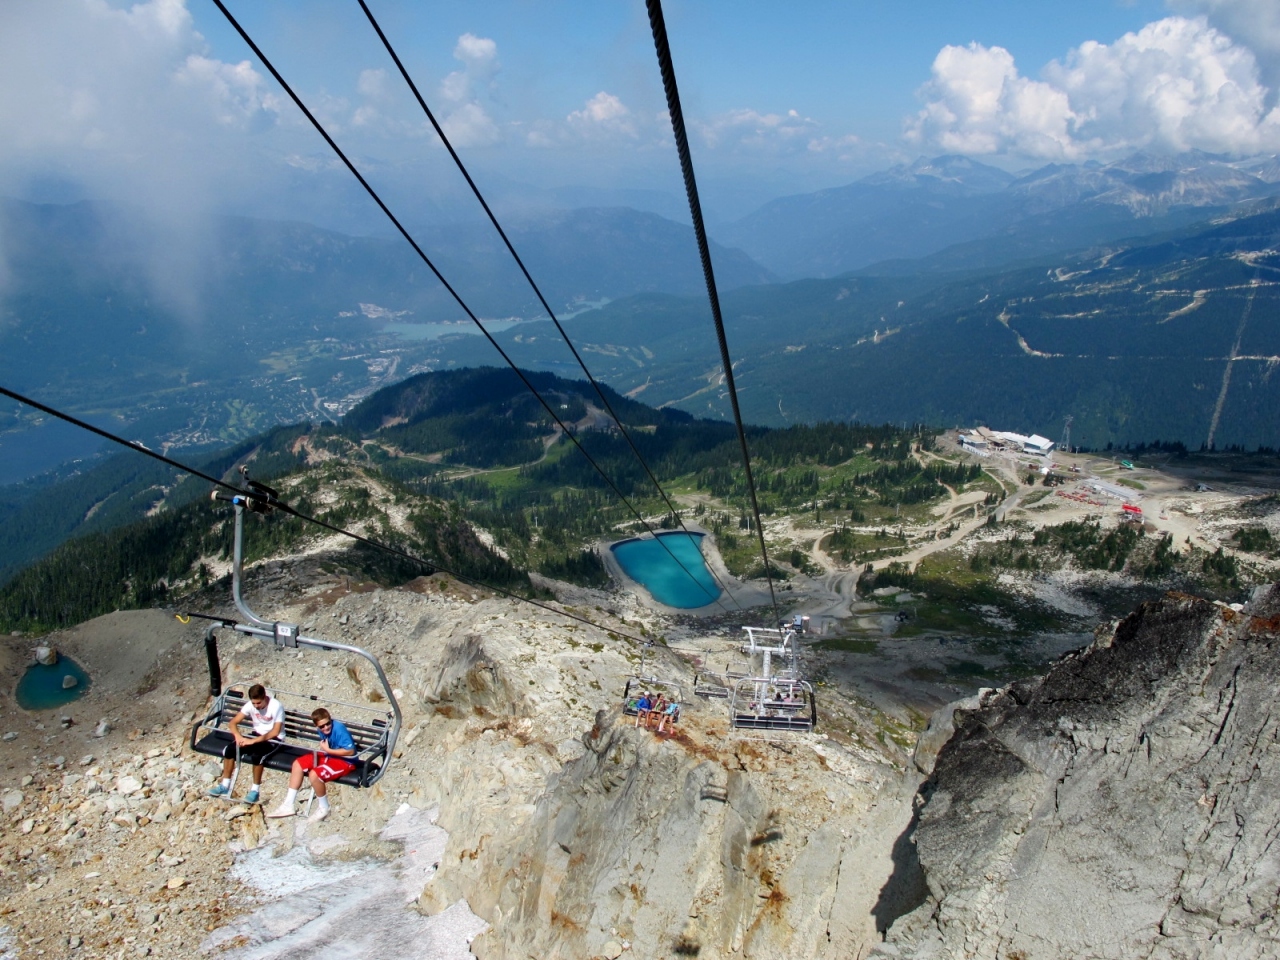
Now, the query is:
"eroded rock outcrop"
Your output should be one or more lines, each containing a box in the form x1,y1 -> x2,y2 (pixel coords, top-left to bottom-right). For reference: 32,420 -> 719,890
877,586 -> 1280,959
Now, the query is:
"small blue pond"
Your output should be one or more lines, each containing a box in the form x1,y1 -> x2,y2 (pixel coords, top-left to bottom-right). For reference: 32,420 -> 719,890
16,655 -> 91,711
611,532 -> 722,609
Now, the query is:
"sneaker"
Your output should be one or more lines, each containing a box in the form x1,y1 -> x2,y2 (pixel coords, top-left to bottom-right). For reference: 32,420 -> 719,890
244,789 -> 260,805
208,784 -> 229,798
307,807 -> 329,823
265,805 -> 295,819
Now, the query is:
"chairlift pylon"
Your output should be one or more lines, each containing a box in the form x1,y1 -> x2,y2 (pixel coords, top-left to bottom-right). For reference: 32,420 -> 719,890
188,479 -> 402,788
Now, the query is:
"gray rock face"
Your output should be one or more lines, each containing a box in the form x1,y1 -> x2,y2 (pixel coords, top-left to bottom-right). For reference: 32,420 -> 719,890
876,587 -> 1280,959
912,692 -> 984,777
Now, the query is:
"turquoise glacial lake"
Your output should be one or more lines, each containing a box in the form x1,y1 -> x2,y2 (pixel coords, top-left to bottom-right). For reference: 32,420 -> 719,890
611,532 -> 721,609
16,654 -> 91,711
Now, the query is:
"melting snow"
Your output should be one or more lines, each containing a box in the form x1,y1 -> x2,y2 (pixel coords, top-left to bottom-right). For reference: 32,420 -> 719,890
206,805 -> 485,959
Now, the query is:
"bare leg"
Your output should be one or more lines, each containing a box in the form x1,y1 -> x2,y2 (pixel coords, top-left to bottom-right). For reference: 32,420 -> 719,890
309,771 -> 327,798
221,756 -> 236,780
288,759 -> 306,791
252,764 -> 265,786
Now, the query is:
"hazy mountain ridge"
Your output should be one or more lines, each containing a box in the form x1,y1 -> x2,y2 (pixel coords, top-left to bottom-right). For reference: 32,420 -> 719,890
458,203 -> 1280,448
721,151 -> 1280,279
0,198 -> 771,482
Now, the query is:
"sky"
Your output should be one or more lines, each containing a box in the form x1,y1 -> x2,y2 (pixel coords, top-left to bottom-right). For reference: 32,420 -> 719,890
2,0 -> 1280,236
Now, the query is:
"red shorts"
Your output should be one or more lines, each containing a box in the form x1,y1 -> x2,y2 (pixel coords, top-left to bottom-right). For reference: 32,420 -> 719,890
297,752 -> 356,782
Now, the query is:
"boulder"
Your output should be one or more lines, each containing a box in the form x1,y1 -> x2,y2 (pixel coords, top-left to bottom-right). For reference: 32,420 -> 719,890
2,790 -> 23,814
115,776 -> 143,796
61,674 -> 78,690
912,692 -> 983,776
34,645 -> 57,666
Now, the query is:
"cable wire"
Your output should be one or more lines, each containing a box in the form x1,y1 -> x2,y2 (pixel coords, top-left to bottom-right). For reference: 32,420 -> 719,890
0,383 -> 653,646
644,0 -> 781,627
356,0 -> 743,613
211,0 -> 732,616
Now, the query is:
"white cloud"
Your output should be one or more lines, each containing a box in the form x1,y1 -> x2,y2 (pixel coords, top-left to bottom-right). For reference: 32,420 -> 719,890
0,0 -> 288,314
1172,0 -> 1280,90
455,33 -> 498,68
440,32 -> 499,104
356,68 -> 389,100
694,108 -> 815,149
441,101 -> 500,147
908,16 -> 1280,159
566,92 -> 637,138
434,33 -> 501,148
691,108 -> 873,164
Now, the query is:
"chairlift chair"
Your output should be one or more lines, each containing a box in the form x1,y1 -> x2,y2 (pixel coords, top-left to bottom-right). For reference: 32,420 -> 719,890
694,658 -> 754,698
726,622 -> 816,731
693,672 -> 730,699
621,676 -> 683,716
728,677 -> 817,732
188,481 -> 401,790
739,625 -> 797,657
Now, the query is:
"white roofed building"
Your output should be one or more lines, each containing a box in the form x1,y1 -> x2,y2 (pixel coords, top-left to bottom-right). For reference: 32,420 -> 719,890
975,428 -> 1056,456
1024,434 -> 1055,456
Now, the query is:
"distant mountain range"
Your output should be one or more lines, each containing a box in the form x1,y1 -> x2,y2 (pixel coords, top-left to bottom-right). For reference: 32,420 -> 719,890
4,150 -> 1280,485
719,152 -> 1280,279
0,198 -> 771,482
432,200 -> 1280,449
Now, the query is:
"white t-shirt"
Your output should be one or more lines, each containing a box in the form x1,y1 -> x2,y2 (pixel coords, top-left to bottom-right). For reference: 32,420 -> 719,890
239,696 -> 285,741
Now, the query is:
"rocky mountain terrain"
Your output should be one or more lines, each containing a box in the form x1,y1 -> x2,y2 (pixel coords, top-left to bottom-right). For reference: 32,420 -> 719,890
4,520 -> 1280,957
875,585 -> 1280,960
0,551 -> 924,960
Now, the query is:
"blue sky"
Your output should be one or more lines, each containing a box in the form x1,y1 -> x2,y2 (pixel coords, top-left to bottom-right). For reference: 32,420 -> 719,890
2,0 -> 1278,230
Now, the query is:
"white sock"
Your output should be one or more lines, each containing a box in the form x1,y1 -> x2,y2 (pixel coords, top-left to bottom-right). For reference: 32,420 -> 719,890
284,788 -> 298,806
318,795 -> 330,813
221,778 -> 231,790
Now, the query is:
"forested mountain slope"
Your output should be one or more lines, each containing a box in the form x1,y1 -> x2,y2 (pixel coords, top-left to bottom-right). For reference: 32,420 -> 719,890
0,367 -> 941,628
446,203 -> 1280,449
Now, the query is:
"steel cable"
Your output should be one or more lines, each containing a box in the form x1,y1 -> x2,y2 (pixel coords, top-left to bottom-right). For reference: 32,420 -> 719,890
644,0 -> 781,628
356,0 -> 743,613
211,0 -> 732,615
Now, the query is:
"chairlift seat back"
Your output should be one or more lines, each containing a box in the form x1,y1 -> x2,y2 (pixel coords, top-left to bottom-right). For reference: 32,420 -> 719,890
727,678 -> 818,733
730,712 -> 815,732
190,688 -> 390,789
693,672 -> 730,699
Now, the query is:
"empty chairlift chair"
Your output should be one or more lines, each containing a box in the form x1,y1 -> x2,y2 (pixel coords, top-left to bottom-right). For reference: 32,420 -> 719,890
694,658 -> 753,699
188,480 -> 401,790
728,677 -> 817,732
726,624 -> 818,732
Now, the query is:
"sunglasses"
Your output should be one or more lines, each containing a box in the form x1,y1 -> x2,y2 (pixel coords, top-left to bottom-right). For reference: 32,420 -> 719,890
317,721 -> 332,730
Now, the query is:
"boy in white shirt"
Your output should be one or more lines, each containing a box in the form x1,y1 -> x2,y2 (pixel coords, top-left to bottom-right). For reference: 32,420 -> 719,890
208,683 -> 284,804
